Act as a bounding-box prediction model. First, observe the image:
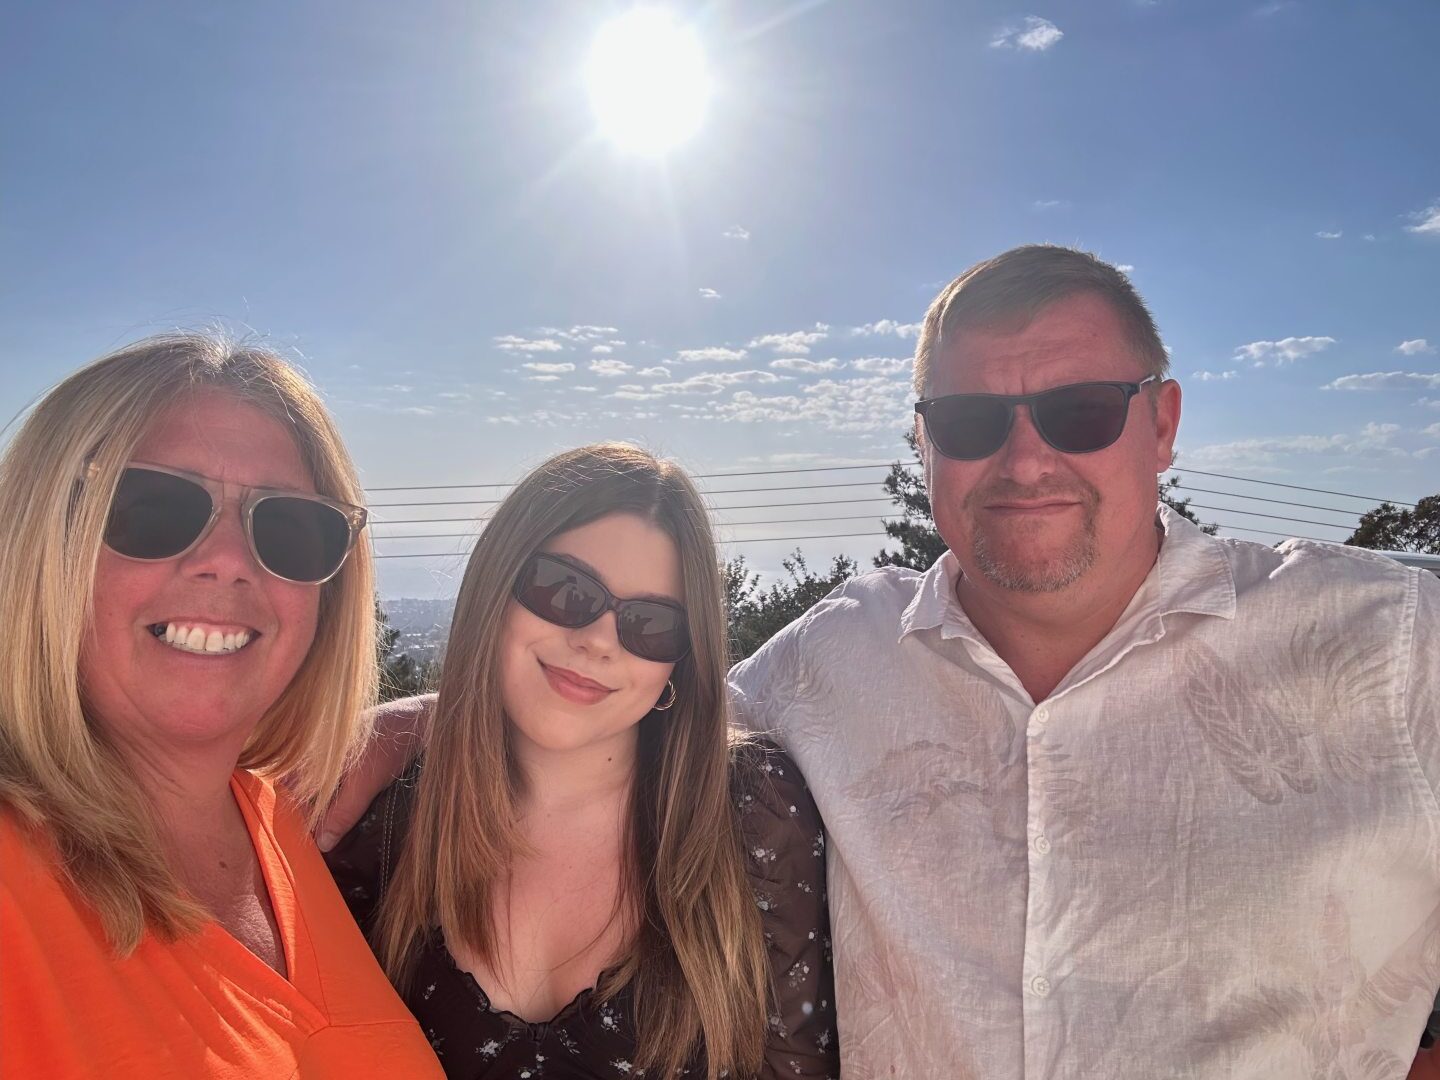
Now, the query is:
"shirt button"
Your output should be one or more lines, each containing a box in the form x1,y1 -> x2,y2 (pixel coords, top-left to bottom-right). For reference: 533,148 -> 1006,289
1031,975 -> 1052,997
1034,706 -> 1050,723
1033,835 -> 1052,855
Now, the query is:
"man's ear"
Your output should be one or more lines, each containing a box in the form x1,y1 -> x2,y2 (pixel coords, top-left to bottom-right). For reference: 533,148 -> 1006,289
1152,379 -> 1182,473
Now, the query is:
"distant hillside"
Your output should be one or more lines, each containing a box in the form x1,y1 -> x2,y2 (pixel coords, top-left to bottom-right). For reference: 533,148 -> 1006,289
381,596 -> 456,664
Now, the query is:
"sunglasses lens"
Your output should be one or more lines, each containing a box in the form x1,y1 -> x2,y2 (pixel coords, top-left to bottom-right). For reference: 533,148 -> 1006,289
251,497 -> 354,583
515,556 -> 606,628
922,396 -> 1013,460
617,602 -> 690,664
1033,383 -> 1129,453
105,468 -> 214,559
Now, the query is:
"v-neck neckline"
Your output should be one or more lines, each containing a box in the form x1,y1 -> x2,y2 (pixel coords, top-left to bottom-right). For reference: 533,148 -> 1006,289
184,774 -> 325,1028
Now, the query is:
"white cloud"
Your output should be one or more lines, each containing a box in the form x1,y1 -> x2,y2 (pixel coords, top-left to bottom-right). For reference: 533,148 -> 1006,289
589,359 -> 634,377
1184,425 -> 1411,471
709,376 -> 915,433
1192,370 -> 1239,382
1396,339 -> 1436,356
591,344 -> 613,354
521,361 -> 575,375
547,325 -> 619,342
608,385 -> 663,401
495,335 -> 564,353
991,15 -> 1064,51
653,370 -> 789,395
1363,233 -> 1377,242
636,365 -> 671,378
572,385 -> 599,393
675,346 -> 747,364
852,319 -> 921,339
1323,371 -> 1440,391
1315,230 -> 1342,240
1233,335 -> 1336,366
851,356 -> 912,375
1032,198 -> 1069,211
1419,397 -> 1440,409
1423,422 -> 1440,439
1405,202 -> 1440,237
1115,264 -> 1136,274
698,287 -> 722,300
525,375 -> 561,383
722,225 -> 750,240
770,357 -> 842,373
749,324 -> 830,355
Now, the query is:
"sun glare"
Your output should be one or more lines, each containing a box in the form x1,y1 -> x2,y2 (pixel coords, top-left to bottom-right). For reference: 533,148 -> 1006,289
585,9 -> 711,155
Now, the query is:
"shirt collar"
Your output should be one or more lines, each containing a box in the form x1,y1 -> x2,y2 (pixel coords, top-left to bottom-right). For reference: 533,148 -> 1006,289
898,503 -> 1236,643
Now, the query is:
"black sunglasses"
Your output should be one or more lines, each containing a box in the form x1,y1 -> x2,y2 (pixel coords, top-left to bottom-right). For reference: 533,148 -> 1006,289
99,463 -> 367,585
513,553 -> 691,665
915,376 -> 1160,461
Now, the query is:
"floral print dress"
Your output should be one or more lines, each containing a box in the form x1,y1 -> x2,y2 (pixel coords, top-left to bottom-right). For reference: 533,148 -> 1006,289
325,742 -> 838,1079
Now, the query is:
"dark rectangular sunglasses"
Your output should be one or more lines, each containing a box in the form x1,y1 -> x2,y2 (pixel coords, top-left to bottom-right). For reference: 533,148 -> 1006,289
513,552 -> 691,665
914,376 -> 1159,461
100,463 -> 367,585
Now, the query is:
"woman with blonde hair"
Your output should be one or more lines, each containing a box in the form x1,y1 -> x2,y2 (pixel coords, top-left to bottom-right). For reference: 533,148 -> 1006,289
324,443 -> 837,1079
0,334 -> 442,1078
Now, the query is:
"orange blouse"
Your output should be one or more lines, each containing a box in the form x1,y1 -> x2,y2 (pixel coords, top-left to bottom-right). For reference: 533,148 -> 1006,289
0,771 -> 443,1080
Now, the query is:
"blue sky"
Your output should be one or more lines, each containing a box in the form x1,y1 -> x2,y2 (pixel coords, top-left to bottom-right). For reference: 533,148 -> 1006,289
3,1 -> 1438,598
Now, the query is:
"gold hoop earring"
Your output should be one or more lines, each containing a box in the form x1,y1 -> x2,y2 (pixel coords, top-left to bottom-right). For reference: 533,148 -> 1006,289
653,680 -> 677,711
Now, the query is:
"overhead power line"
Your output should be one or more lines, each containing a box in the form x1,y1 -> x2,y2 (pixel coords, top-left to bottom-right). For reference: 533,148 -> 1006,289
1166,466 -> 1415,508
374,530 -> 894,559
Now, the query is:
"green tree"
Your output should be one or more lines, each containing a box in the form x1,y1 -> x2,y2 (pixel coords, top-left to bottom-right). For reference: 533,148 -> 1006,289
1344,494 -> 1440,554
376,602 -> 438,702
873,436 -> 1216,571
723,551 -> 858,662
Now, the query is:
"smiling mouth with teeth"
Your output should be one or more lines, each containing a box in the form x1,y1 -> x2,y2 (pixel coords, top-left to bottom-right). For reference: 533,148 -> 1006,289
149,622 -> 258,656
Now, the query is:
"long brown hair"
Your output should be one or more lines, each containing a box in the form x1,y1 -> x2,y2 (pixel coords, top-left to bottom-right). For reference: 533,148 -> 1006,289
0,332 -> 378,953
374,443 -> 769,1079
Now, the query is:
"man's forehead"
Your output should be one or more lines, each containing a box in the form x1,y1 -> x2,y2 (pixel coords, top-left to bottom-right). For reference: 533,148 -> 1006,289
932,294 -> 1143,391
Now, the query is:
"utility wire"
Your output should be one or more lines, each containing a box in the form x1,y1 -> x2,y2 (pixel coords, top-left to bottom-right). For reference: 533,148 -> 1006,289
374,530 -> 894,559
365,460 -> 1415,510
374,514 -> 897,541
372,495 -> 897,526
370,478 -> 893,508
365,460 -> 915,492
1166,466 -> 1415,508
1170,484 -> 1366,518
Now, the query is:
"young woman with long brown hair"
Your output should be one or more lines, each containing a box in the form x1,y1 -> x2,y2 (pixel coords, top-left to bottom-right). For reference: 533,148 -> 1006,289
324,443 -> 837,1079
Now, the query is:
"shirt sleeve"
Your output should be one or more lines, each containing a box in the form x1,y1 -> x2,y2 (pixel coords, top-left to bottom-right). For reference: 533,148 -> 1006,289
1405,571 -> 1440,813
732,742 -> 839,1079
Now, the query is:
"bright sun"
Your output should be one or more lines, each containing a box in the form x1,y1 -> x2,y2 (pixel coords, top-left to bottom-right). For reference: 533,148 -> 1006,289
585,9 -> 711,155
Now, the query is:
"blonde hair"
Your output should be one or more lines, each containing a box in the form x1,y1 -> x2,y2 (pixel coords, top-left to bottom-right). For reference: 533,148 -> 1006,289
374,443 -> 769,1080
913,243 -> 1169,396
0,332 -> 378,952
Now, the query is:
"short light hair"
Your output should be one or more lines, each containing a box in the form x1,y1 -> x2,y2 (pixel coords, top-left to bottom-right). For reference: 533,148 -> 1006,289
913,244 -> 1168,397
0,332 -> 377,952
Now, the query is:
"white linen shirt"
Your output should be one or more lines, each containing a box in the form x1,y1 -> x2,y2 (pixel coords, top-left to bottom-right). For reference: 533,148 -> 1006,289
728,507 -> 1440,1080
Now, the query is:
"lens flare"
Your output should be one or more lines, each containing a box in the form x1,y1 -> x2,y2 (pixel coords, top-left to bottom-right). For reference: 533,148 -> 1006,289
585,9 -> 711,155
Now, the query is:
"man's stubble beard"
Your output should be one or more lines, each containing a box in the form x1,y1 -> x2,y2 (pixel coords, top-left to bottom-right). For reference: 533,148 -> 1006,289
963,478 -> 1101,594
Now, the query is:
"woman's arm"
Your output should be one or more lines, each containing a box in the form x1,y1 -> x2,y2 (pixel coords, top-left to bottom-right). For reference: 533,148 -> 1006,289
734,742 -> 840,1079
317,693 -> 435,850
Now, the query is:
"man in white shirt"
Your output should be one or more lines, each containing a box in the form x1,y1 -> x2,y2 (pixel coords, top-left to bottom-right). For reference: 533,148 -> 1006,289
727,244 -> 1440,1079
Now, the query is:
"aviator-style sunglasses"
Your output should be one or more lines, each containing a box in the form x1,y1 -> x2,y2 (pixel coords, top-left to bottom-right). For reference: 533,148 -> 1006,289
513,552 -> 691,665
97,462 -> 368,585
914,376 -> 1160,461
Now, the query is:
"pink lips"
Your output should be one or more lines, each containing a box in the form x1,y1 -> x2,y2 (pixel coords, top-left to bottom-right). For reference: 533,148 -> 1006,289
541,661 -> 615,705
